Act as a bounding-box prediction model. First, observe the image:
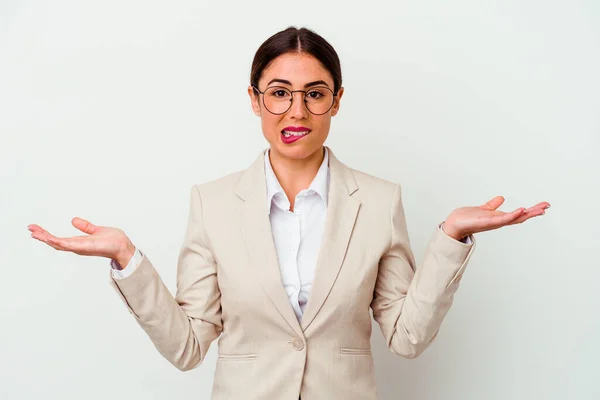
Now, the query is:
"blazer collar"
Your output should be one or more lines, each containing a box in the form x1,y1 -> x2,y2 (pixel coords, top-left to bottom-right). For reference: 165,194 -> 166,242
235,146 -> 361,336
235,145 -> 357,203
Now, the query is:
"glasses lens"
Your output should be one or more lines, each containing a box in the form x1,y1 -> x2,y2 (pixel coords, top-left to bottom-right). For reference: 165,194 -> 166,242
304,87 -> 334,115
263,87 -> 292,114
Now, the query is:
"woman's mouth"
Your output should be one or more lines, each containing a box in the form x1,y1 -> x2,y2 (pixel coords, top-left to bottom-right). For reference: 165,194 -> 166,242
281,128 -> 311,144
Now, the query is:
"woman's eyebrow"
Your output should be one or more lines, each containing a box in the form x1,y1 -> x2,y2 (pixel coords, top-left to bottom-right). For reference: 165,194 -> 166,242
267,78 -> 330,88
304,80 -> 329,88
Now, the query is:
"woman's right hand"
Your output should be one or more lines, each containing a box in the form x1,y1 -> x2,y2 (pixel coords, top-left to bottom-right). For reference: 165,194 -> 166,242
28,217 -> 136,268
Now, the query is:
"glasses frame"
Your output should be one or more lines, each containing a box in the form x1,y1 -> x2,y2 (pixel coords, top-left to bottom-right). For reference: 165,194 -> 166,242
252,85 -> 337,116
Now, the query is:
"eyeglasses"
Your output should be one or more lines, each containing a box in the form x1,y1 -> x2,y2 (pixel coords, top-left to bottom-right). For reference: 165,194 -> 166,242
252,85 -> 336,115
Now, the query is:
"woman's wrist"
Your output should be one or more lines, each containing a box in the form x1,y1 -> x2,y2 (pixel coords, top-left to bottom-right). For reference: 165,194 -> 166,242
114,240 -> 136,270
441,222 -> 468,242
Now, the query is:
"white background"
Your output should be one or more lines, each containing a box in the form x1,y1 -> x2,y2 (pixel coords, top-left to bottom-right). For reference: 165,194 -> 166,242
1,1 -> 599,399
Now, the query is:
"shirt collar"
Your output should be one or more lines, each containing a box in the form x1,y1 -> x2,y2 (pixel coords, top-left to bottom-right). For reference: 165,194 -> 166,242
264,147 -> 329,214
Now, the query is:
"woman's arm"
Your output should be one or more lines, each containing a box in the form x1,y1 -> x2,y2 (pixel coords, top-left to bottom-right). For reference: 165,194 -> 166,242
370,184 -> 475,359
371,186 -> 549,359
28,185 -> 222,371
110,185 -> 222,371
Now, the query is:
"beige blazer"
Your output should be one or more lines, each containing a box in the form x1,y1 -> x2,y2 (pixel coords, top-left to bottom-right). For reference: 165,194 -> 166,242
110,146 -> 476,400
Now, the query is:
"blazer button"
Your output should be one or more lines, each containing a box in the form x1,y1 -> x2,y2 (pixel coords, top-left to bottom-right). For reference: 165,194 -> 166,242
291,338 -> 304,351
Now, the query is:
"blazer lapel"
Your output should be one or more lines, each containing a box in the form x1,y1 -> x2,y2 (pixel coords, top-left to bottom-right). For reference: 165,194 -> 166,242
300,148 -> 361,331
236,149 -> 304,338
235,147 -> 361,336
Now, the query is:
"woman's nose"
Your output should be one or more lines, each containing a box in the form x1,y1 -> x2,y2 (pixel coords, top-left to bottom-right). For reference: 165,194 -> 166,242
288,93 -> 309,118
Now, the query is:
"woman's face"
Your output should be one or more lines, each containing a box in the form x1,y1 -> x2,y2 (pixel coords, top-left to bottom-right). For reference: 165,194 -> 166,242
248,52 -> 344,161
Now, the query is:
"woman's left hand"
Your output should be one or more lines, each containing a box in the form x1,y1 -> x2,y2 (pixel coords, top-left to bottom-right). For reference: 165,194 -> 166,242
442,196 -> 551,242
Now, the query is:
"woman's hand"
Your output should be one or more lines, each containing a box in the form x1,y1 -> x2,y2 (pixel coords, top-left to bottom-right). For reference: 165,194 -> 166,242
28,217 -> 135,268
442,196 -> 551,241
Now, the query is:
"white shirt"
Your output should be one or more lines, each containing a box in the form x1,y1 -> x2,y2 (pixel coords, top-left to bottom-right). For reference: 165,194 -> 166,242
264,147 -> 329,321
111,148 -> 470,322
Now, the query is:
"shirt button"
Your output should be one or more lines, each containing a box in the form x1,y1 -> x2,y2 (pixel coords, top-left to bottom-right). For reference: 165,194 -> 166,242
291,338 -> 304,351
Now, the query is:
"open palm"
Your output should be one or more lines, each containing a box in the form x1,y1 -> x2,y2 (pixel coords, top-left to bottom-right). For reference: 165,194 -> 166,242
28,217 -> 131,260
444,196 -> 551,240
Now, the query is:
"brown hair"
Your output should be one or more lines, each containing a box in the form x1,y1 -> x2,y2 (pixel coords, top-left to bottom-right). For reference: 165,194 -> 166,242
250,26 -> 342,95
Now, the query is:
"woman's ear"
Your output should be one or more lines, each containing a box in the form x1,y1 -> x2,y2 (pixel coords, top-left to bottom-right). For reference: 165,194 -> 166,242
248,86 -> 261,116
331,87 -> 344,117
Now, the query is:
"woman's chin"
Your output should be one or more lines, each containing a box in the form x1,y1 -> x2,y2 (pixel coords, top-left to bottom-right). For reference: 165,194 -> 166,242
272,141 -> 324,160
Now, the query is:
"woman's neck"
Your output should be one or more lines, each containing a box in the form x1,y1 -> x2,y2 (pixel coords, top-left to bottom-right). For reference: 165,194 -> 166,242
268,146 -> 325,210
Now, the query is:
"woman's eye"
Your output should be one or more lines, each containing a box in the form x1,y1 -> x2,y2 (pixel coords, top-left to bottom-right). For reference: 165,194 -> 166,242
273,90 -> 289,98
307,91 -> 323,99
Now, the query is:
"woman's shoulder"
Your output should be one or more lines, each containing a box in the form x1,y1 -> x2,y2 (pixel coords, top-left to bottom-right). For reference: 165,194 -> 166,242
193,169 -> 245,195
348,166 -> 399,195
332,149 -> 400,195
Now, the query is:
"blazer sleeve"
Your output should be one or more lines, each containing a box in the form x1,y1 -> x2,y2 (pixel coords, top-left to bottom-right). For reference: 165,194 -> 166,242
371,184 -> 476,359
109,185 -> 222,371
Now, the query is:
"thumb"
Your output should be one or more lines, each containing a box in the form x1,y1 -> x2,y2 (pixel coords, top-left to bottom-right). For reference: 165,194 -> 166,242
71,217 -> 98,235
481,195 -> 505,211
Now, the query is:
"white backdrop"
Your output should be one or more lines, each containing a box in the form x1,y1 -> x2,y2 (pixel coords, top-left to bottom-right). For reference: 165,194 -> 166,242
1,1 -> 599,399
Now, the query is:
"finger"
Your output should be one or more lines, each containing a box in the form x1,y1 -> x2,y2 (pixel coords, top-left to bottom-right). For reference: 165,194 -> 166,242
468,210 -> 517,234
47,235 -> 90,252
527,202 -> 551,212
27,224 -> 51,235
508,208 -> 547,225
31,232 -> 69,251
481,196 -> 505,211
71,217 -> 98,235
28,226 -> 60,243
503,208 -> 526,222
487,208 -> 526,226
517,203 -> 550,218
46,235 -> 96,255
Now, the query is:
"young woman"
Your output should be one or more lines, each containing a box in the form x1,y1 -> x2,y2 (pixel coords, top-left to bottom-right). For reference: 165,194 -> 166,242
28,27 -> 550,400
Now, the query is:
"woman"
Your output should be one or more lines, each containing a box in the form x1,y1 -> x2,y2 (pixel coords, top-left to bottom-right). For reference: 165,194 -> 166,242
28,27 -> 550,400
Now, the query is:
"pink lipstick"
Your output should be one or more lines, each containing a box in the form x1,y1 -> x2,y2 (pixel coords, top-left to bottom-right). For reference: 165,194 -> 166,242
281,126 -> 311,144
